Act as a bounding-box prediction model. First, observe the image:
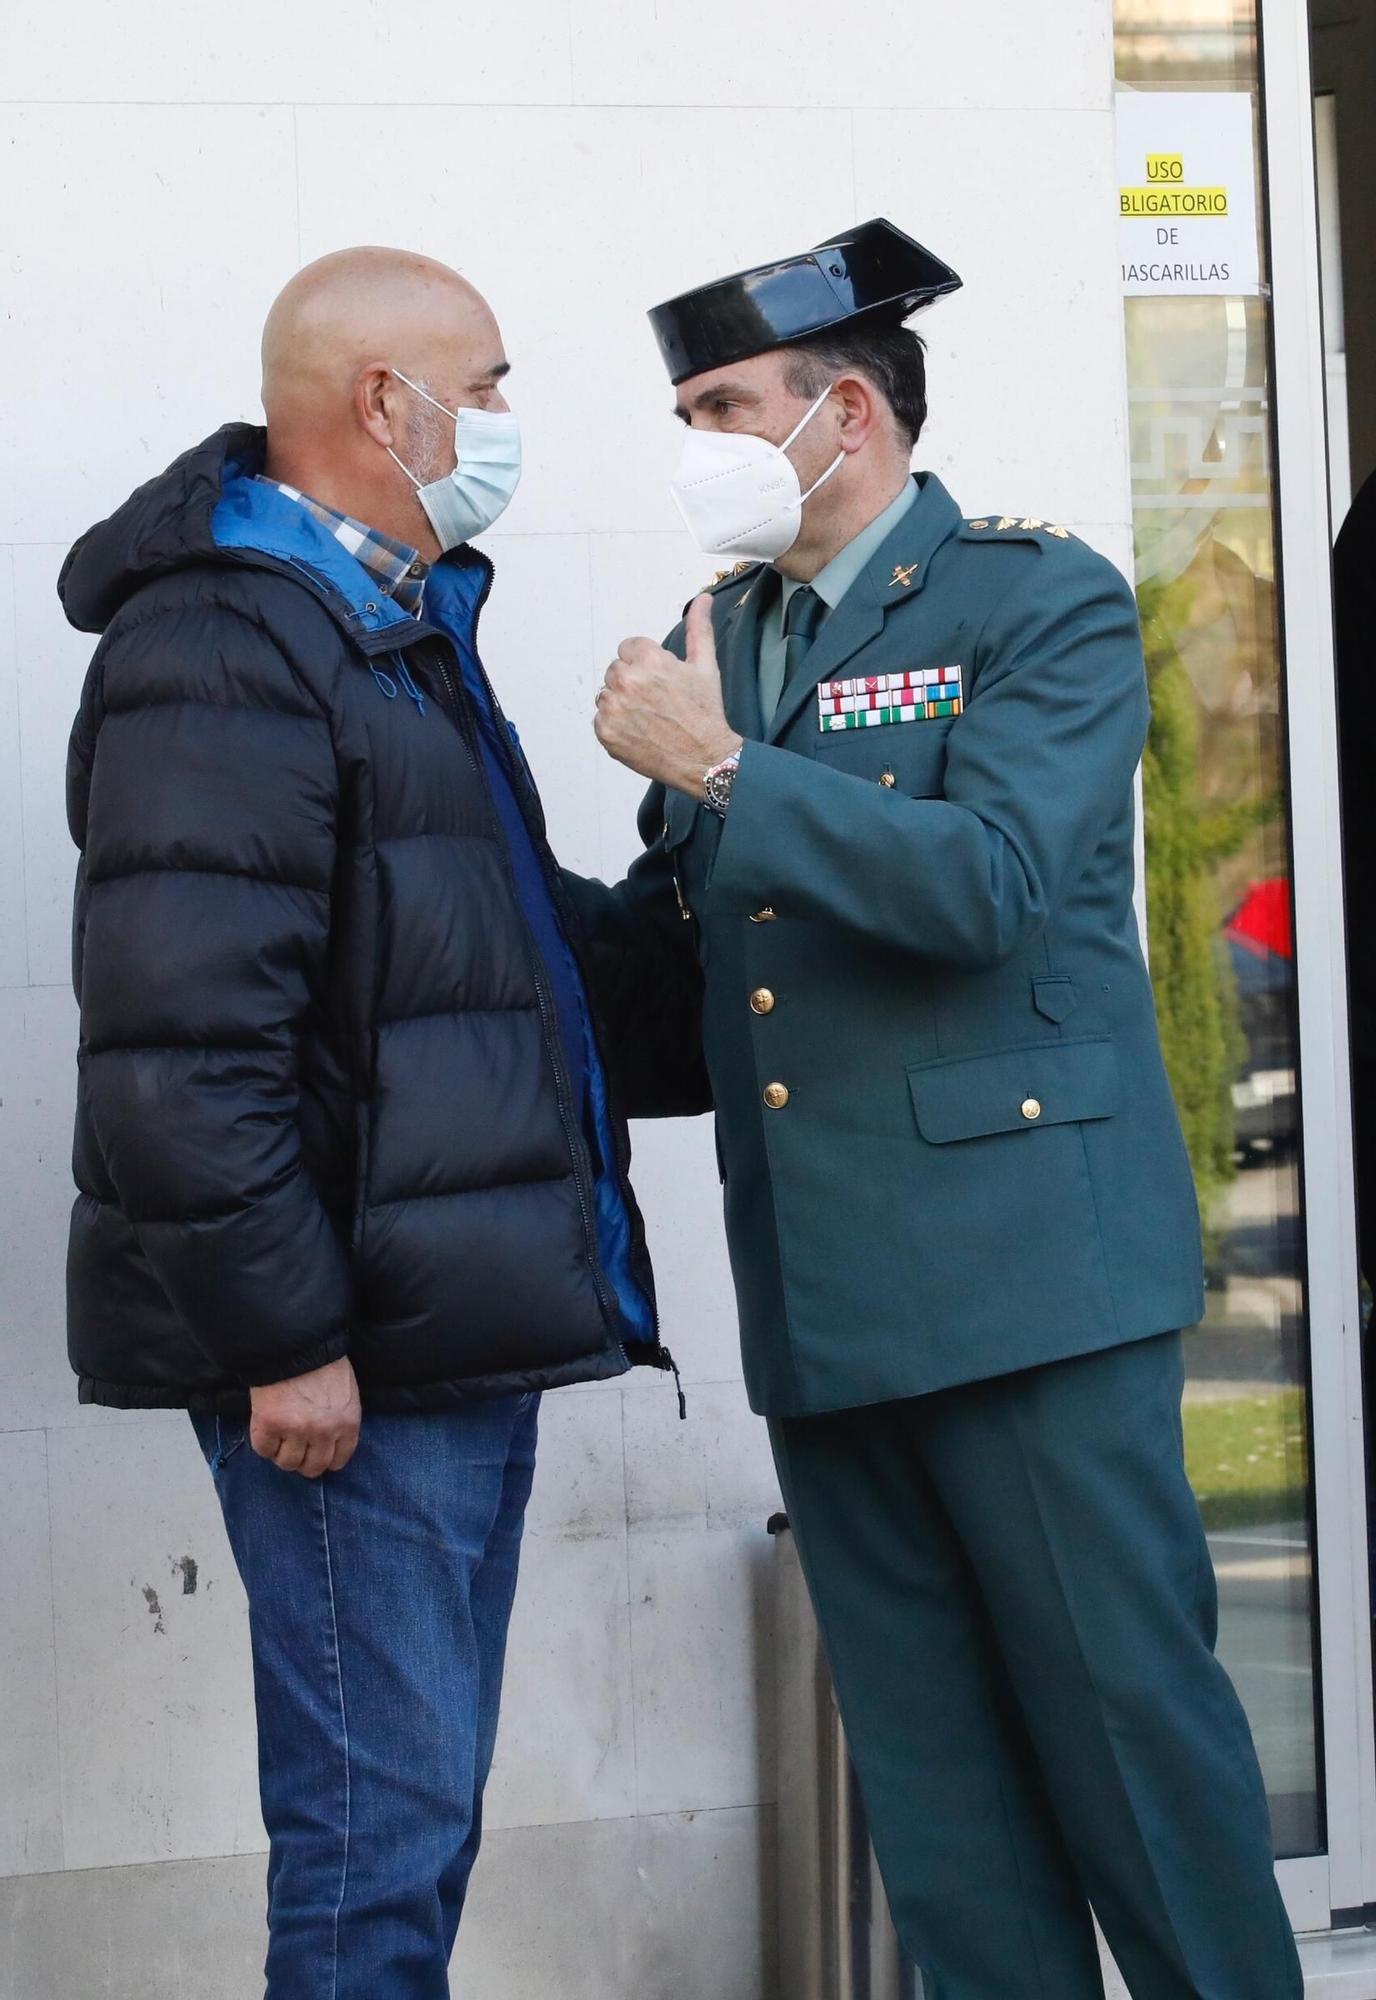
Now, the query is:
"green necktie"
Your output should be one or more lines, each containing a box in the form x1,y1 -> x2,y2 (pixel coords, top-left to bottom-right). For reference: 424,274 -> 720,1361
764,583 -> 826,726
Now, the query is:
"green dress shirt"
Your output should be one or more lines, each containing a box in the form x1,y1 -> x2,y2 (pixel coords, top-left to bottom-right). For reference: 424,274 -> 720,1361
757,478 -> 920,722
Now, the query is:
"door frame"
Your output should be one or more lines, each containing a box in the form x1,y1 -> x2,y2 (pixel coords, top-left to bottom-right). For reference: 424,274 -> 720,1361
1261,0 -> 1376,1924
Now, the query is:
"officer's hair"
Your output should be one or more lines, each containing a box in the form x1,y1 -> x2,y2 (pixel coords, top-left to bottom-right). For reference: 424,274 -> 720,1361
782,323 -> 928,452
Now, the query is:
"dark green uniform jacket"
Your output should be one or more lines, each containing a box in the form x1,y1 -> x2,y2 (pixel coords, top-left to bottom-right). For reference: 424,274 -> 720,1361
570,472 -> 1204,1418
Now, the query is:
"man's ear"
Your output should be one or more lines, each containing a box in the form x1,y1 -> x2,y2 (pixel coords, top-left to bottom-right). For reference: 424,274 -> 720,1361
832,371 -> 881,455
355,364 -> 397,447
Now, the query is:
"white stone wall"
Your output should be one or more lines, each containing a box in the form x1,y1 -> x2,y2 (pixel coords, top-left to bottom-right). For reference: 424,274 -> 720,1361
0,3 -> 1131,1993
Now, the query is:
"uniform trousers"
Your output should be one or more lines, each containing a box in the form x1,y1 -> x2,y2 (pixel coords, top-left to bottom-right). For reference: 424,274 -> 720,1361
769,1331 -> 1302,2000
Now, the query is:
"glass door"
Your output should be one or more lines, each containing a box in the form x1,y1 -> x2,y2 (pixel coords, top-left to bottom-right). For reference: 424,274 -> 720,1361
1114,0 -> 1376,1926
1263,0 -> 1376,1925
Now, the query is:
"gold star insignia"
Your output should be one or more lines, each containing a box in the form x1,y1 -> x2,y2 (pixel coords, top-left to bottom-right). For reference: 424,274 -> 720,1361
996,516 -> 1018,532
890,562 -> 920,588
1019,518 -> 1044,532
1045,524 -> 1071,539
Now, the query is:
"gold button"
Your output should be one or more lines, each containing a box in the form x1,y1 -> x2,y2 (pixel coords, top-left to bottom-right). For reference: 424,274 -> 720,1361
750,907 -> 777,924
879,770 -> 896,788
750,988 -> 775,1015
763,1082 -> 790,1110
1021,1097 -> 1042,1121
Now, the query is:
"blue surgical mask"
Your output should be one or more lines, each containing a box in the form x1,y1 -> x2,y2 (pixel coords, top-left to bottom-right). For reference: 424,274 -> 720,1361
387,369 -> 522,550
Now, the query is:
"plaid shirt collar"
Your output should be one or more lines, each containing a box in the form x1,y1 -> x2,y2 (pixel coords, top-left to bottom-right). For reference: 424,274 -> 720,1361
255,476 -> 430,617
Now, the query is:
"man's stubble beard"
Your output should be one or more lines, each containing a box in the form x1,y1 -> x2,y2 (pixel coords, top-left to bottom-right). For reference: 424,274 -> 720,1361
404,391 -> 454,487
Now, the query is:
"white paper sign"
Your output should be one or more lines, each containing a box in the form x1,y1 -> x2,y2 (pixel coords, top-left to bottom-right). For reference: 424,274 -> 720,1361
1116,91 -> 1261,297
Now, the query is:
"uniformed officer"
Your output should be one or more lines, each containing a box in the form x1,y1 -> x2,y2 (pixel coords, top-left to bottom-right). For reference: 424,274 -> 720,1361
573,220 -> 1301,1998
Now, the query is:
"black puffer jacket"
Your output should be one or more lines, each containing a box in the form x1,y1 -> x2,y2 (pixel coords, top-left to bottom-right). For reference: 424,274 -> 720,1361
60,425 -> 697,1414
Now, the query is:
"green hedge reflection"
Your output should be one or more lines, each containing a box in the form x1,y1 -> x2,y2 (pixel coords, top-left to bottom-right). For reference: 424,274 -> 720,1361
1139,572 -> 1249,1240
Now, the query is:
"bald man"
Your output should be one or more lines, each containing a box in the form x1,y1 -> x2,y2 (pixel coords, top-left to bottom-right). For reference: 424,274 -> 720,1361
59,248 -> 696,1998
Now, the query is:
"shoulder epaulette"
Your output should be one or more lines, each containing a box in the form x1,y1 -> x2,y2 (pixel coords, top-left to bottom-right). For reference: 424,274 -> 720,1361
958,516 -> 1077,544
682,559 -> 766,619
705,559 -> 766,591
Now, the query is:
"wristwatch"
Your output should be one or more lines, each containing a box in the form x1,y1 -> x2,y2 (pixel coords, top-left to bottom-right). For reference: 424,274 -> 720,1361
702,750 -> 742,817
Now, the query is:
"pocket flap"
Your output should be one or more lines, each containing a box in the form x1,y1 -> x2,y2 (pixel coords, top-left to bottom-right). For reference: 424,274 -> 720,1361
1032,975 -> 1078,1024
907,1037 -> 1120,1145
811,717 -> 955,796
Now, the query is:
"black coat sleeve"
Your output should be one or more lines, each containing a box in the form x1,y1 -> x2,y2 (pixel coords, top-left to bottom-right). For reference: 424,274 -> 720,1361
70,602 -> 352,1387
562,782 -> 712,1120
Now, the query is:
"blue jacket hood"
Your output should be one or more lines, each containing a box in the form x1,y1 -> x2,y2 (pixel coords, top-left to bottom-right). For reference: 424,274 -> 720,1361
59,423 -> 425,648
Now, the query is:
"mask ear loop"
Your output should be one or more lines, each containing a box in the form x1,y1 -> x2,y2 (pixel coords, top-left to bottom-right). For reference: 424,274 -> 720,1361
391,368 -> 458,422
779,380 -> 846,506
799,452 -> 846,506
779,380 -> 838,453
386,445 -> 424,489
386,369 -> 460,490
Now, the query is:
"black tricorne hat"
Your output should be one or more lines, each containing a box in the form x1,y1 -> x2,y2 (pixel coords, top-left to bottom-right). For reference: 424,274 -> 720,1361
648,218 -> 962,387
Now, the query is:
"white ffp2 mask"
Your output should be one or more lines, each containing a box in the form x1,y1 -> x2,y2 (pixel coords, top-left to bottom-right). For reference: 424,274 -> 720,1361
387,369 -> 522,550
667,383 -> 844,561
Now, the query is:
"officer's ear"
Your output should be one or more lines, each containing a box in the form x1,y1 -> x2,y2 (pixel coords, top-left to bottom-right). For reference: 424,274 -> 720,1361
831,371 -> 883,455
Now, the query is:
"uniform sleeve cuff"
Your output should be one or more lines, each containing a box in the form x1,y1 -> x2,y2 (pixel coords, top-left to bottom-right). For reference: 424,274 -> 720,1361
706,739 -> 792,909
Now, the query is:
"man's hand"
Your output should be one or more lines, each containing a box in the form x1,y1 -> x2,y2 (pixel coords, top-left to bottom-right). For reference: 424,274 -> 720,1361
595,594 -> 743,796
250,1355 -> 362,1479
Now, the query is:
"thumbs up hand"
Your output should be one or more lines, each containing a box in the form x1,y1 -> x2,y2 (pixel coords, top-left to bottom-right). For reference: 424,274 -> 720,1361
594,594 -> 743,798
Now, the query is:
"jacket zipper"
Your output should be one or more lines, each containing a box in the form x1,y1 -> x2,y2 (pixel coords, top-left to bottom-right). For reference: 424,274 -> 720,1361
420,557 -> 643,1366
452,608 -> 670,1366
503,764 -> 684,1406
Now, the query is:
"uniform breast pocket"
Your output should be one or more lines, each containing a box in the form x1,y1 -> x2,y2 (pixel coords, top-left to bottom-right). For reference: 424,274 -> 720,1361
811,716 -> 957,798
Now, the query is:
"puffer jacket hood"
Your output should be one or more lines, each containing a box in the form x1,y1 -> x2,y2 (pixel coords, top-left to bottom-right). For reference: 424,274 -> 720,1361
61,424 -> 260,635
63,426 -> 689,1416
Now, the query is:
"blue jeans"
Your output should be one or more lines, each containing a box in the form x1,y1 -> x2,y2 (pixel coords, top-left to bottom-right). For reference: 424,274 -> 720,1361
190,1394 -> 539,2000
